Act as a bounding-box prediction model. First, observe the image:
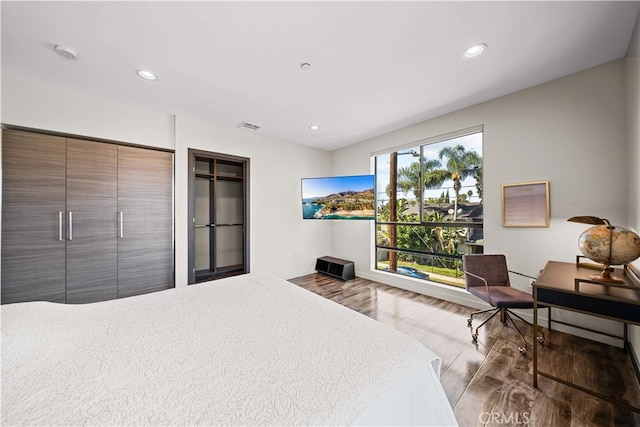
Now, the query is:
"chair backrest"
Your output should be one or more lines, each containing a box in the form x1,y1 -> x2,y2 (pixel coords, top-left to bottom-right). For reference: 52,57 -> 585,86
462,254 -> 511,290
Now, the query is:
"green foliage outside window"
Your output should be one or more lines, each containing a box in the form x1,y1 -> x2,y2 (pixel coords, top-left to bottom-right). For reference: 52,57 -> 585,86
375,130 -> 483,287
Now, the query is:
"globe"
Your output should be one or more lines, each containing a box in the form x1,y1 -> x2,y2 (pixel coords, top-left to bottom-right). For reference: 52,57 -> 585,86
577,225 -> 640,266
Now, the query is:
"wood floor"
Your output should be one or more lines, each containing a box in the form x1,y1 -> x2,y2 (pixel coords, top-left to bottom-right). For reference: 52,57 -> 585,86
288,274 -> 640,427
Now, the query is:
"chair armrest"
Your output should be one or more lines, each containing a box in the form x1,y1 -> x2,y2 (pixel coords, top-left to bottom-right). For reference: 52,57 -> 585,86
464,270 -> 493,306
508,270 -> 538,280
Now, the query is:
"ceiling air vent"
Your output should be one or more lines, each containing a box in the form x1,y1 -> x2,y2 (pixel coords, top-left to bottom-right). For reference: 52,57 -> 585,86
237,121 -> 260,132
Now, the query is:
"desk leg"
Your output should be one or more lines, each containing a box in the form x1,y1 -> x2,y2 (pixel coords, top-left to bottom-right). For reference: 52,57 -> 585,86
624,323 -> 629,353
533,287 -> 538,388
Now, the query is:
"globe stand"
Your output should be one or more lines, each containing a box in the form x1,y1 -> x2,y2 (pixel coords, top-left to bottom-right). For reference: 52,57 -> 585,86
589,266 -> 625,284
589,224 -> 625,283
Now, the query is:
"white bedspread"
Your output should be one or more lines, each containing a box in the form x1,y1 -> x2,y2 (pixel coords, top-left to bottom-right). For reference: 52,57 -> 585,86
2,272 -> 457,426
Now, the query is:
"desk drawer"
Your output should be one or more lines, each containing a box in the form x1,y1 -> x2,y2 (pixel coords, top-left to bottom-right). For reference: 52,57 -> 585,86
537,287 -> 640,325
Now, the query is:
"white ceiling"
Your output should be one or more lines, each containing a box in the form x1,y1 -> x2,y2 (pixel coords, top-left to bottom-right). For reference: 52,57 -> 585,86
2,1 -> 639,151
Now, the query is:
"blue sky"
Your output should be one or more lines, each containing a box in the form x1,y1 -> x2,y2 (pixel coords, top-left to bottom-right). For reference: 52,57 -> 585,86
302,175 -> 374,198
376,131 -> 483,203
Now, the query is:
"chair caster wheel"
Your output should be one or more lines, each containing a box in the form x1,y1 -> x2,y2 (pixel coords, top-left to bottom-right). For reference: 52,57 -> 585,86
537,337 -> 545,344
518,347 -> 527,356
467,318 -> 472,326
471,333 -> 478,342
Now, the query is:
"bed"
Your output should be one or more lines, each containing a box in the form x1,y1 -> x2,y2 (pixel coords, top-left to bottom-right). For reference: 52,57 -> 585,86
2,272 -> 458,426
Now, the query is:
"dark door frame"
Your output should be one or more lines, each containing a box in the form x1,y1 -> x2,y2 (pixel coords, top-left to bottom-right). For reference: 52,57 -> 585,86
187,148 -> 250,284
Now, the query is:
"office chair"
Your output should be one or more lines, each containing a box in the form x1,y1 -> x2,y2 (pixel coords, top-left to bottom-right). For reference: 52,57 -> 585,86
462,254 -> 546,355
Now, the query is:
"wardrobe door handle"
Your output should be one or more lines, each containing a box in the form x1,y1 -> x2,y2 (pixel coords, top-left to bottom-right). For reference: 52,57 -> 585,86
68,211 -> 73,241
58,212 -> 63,241
119,211 -> 124,238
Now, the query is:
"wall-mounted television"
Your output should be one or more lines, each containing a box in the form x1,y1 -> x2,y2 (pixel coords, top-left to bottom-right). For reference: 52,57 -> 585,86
301,174 -> 375,220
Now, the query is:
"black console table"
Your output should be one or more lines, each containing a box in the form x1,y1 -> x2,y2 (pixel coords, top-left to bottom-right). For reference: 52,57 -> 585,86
533,260 -> 640,413
315,256 -> 355,281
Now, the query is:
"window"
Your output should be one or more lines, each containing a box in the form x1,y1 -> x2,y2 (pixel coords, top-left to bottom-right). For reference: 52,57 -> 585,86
375,127 -> 483,288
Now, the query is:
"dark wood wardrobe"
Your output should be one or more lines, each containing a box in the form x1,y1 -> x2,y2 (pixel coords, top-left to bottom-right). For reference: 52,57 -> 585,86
1,128 -> 174,304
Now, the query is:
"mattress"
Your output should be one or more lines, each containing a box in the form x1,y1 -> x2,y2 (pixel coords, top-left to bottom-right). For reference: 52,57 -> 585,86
1,272 -> 457,426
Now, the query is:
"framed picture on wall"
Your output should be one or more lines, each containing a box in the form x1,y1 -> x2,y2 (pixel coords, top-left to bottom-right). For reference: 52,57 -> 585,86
501,181 -> 550,227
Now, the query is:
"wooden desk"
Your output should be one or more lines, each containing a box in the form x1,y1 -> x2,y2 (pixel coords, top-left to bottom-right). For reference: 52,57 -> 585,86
533,260 -> 640,412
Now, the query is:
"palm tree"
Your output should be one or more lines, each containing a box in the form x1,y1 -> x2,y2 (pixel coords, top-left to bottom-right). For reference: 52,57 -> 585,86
437,145 -> 482,220
397,161 -> 421,199
397,159 -> 448,200
395,146 -> 482,221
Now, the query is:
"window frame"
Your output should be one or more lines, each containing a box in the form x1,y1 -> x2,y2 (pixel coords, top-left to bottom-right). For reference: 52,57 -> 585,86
373,126 -> 483,287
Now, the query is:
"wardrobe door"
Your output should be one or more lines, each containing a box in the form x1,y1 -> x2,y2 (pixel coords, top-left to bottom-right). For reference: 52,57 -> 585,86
117,146 -> 173,298
1,130 -> 67,304
65,139 -> 118,303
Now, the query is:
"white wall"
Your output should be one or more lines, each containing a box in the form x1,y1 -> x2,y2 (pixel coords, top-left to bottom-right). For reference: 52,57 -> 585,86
1,77 -> 175,150
1,76 -> 333,287
332,59 -> 630,344
173,116 -> 332,285
625,11 -> 640,363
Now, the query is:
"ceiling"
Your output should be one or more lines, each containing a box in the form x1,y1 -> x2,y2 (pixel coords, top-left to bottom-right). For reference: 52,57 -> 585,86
2,1 -> 639,151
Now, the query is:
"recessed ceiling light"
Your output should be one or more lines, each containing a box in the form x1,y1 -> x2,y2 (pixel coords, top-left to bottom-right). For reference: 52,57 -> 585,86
309,125 -> 320,131
300,62 -> 311,71
462,43 -> 487,59
135,69 -> 158,81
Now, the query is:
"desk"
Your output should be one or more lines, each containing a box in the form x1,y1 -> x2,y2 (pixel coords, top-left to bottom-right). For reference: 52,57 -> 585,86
533,260 -> 640,413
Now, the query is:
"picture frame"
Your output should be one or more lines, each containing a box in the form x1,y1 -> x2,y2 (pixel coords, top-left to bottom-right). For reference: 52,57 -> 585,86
501,180 -> 550,227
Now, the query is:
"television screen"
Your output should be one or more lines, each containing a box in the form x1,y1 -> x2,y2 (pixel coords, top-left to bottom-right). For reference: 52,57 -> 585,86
301,175 -> 375,220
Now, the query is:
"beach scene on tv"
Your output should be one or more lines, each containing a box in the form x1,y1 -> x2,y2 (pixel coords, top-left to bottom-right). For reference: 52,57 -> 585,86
302,175 -> 375,220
